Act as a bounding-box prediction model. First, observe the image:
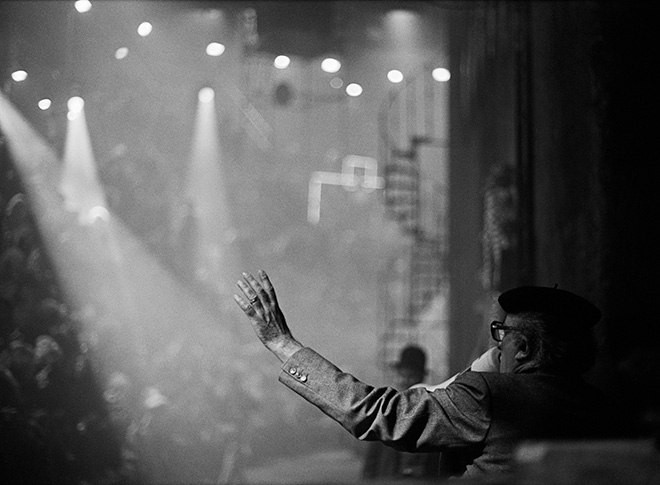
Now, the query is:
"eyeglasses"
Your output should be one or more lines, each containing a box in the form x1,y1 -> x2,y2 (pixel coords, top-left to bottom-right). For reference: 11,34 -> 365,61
490,321 -> 519,342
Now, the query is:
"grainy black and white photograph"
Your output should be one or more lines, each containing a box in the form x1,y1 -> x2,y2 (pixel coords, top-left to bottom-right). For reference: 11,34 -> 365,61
0,1 -> 658,484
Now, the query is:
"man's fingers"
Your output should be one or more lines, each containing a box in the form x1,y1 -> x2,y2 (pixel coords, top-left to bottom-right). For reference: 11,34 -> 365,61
237,279 -> 256,302
243,272 -> 269,305
233,293 -> 256,316
259,270 -> 278,305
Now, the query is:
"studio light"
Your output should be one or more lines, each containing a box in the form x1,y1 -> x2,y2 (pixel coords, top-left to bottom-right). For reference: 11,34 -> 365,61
115,47 -> 129,60
274,55 -> 290,69
321,58 -> 341,74
67,96 -> 84,121
206,43 -> 225,57
11,70 -> 28,82
86,205 -> 110,224
137,22 -> 153,37
74,0 -> 92,13
68,96 -> 84,113
346,83 -> 363,97
387,69 -> 404,83
198,87 -> 215,103
432,67 -> 451,82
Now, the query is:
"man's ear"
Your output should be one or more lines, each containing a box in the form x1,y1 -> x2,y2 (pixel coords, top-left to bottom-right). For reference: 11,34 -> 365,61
514,335 -> 531,362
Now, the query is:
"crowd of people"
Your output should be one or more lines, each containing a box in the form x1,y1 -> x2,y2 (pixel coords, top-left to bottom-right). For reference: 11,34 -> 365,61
0,179 -> 127,482
0,144 -> 332,484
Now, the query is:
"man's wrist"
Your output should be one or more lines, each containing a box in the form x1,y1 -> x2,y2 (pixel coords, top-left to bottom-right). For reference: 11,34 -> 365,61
271,339 -> 304,363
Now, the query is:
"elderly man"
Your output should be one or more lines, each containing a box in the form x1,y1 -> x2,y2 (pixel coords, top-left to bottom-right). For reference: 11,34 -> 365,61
234,271 -> 615,478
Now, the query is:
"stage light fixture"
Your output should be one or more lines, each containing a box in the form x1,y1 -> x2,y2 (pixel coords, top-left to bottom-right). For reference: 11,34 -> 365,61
198,87 -> 215,103
274,55 -> 290,69
346,83 -> 363,97
387,70 -> 404,83
38,99 -> 52,110
115,47 -> 129,60
86,206 -> 110,224
68,96 -> 84,113
138,22 -> 153,37
321,58 -> 341,74
432,68 -> 451,82
11,70 -> 28,82
74,0 -> 92,13
206,43 -> 225,56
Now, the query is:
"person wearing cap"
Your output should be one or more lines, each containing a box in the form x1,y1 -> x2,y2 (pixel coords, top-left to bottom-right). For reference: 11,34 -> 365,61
362,345 -> 441,479
234,271 -> 616,478
392,345 -> 429,391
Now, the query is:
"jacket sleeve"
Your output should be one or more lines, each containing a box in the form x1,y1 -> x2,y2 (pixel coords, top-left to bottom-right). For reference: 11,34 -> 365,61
279,347 -> 491,452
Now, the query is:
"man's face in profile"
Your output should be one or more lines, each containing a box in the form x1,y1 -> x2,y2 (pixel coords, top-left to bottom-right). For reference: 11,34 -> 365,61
498,314 -> 523,373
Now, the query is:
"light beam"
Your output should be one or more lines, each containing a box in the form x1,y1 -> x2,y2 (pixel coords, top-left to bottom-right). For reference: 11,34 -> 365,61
185,87 -> 240,297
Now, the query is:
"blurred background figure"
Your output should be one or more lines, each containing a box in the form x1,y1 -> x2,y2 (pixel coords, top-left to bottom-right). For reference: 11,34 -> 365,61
169,198 -> 200,284
361,345 -> 440,480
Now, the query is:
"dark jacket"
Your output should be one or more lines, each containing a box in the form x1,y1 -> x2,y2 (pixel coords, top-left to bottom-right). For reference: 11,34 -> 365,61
279,347 -> 613,478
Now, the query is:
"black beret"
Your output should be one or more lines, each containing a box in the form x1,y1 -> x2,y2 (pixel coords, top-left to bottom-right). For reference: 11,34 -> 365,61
498,286 -> 602,328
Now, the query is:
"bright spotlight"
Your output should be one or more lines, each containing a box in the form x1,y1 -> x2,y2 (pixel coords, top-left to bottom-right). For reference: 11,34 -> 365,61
11,70 -> 28,82
137,22 -> 153,37
432,67 -> 451,82
86,206 -> 110,224
115,47 -> 129,60
274,55 -> 290,69
387,69 -> 404,83
206,42 -> 225,56
38,99 -> 52,110
74,0 -> 92,13
321,58 -> 341,74
68,96 -> 85,113
198,87 -> 215,103
346,83 -> 363,97
385,9 -> 421,47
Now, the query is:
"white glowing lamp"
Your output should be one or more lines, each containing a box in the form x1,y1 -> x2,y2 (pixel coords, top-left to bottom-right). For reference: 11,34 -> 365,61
346,83 -> 363,97
11,70 -> 28,82
274,55 -> 290,69
68,96 -> 85,112
206,42 -> 225,56
115,47 -> 129,60
138,22 -> 153,37
321,58 -> 341,73
74,0 -> 92,13
198,87 -> 215,103
387,69 -> 404,83
86,206 -> 110,224
432,68 -> 451,82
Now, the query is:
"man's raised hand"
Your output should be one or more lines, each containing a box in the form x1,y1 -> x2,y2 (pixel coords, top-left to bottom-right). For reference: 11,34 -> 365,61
233,270 -> 303,362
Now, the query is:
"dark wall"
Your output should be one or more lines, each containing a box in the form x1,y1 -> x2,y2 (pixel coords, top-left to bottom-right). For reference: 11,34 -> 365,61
448,1 -> 659,434
592,1 -> 660,432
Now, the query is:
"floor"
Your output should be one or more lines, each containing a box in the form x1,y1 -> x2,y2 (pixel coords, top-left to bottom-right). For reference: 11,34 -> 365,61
244,448 -> 363,484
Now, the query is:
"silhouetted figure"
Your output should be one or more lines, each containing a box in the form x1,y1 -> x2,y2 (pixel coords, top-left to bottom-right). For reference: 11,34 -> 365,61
170,199 -> 200,283
362,345 -> 440,479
